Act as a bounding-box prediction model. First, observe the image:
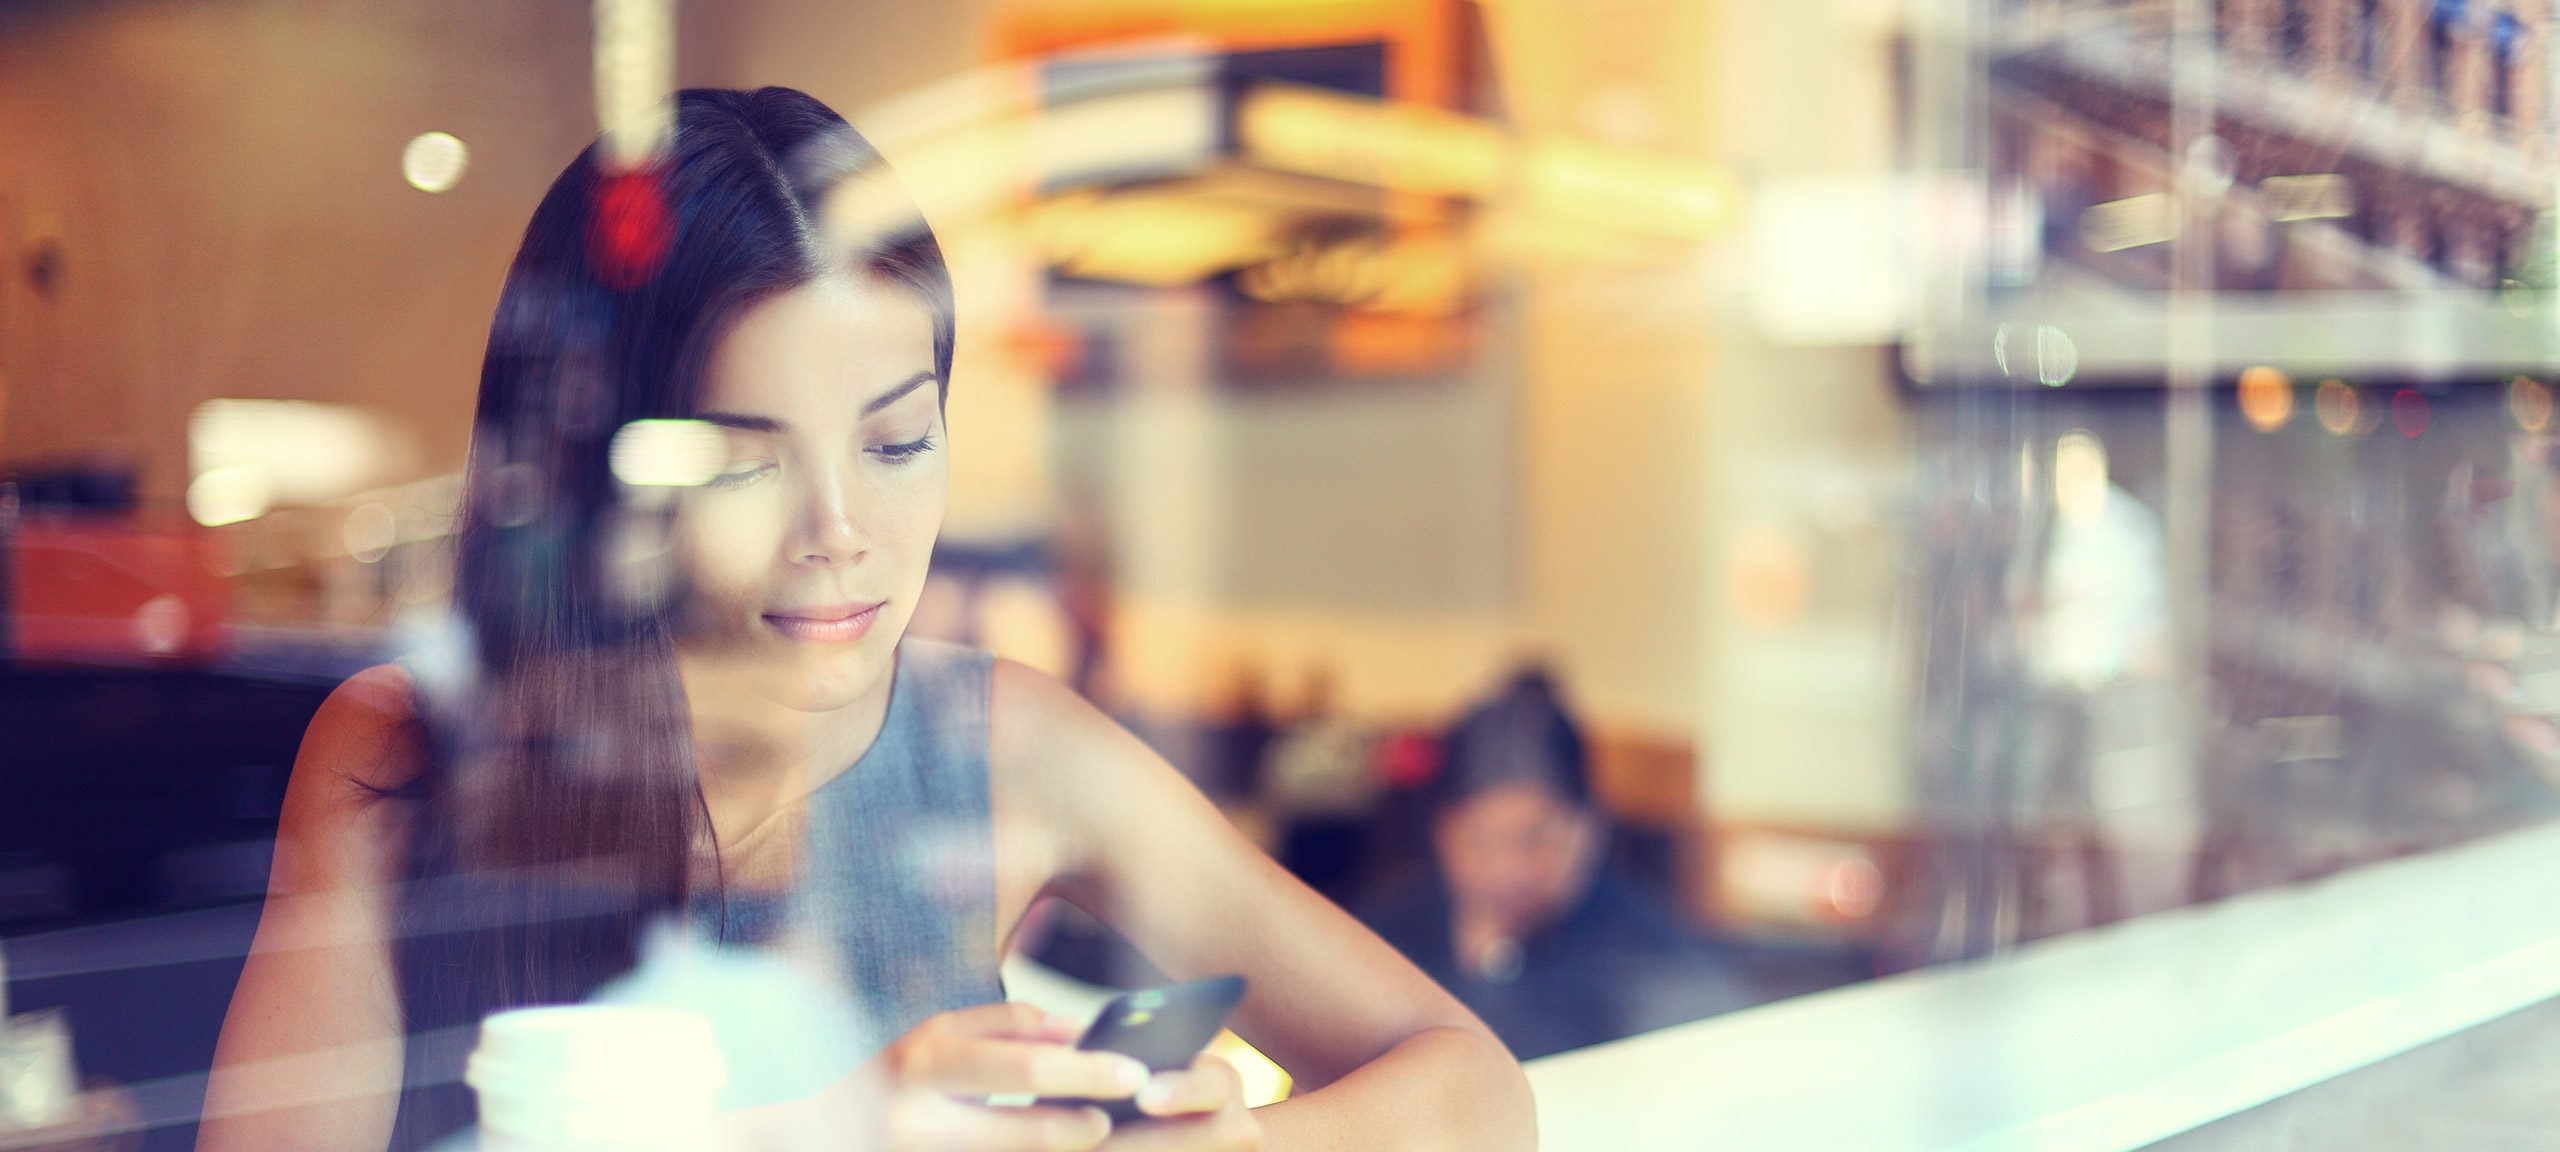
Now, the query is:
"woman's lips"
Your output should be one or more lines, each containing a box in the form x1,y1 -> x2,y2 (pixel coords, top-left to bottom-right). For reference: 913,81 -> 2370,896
761,601 -> 884,644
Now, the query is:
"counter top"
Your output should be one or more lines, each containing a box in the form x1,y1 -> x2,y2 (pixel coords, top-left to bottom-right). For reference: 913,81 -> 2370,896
1527,819 -> 2560,1150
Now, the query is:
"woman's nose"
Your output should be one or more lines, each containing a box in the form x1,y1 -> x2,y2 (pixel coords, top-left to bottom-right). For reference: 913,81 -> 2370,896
790,462 -> 868,566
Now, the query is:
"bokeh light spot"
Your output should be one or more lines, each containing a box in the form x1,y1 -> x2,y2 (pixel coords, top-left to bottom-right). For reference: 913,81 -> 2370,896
2315,379 -> 2360,435
610,419 -> 725,487
2391,389 -> 2430,439
2237,365 -> 2293,432
132,594 -> 189,656
402,131 -> 469,193
2511,376 -> 2552,433
1825,856 -> 1885,921
343,502 -> 398,563
2034,324 -> 2077,387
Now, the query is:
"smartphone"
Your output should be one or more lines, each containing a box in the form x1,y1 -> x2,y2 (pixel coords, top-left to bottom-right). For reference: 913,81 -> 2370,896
1035,974 -> 1247,1124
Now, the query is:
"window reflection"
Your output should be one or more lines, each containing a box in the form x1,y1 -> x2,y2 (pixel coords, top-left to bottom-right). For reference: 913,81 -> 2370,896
3,0 -> 2560,1148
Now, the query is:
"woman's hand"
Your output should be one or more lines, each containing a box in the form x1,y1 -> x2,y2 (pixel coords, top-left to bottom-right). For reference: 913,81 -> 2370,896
1098,1052 -> 1261,1151
871,1001 -> 1148,1152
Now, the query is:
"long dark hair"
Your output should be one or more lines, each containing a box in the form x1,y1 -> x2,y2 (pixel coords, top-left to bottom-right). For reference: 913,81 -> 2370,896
386,87 -> 952,1148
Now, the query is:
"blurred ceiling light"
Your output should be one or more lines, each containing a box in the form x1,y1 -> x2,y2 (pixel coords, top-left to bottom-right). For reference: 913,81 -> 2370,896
1236,84 -> 1734,244
2054,430 -> 2109,523
189,399 -> 401,508
1037,85 -> 1221,189
186,465 -> 272,528
1036,192 -> 1276,286
2315,379 -> 2361,435
1238,85 -> 1504,198
2512,376 -> 2554,433
609,419 -> 726,487
402,131 -> 469,193
1520,137 -> 1737,243
2260,174 -> 2354,222
2238,365 -> 2294,431
2079,192 -> 2174,253
593,0 -> 674,169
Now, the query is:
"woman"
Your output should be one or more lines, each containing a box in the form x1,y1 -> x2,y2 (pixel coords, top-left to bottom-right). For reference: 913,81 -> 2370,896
1359,667 -> 1753,1061
198,87 -> 1530,1152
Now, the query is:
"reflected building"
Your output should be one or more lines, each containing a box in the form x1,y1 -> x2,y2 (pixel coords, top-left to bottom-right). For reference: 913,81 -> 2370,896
1889,1 -> 2560,966
1995,0 -> 2550,293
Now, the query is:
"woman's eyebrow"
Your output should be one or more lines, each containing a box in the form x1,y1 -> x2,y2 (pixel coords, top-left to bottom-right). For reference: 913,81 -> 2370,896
699,412 -> 785,433
862,370 -> 937,416
695,370 -> 930,432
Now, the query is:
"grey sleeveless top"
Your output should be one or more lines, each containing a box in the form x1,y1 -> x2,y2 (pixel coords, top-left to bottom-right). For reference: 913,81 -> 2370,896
389,639 -> 1008,1150
689,638 -> 1005,1046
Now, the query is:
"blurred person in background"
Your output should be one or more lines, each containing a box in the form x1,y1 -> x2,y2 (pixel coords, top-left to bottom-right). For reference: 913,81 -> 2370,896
1359,666 -> 1751,1060
2018,433 -> 2164,930
1195,661 -> 1278,802
1261,665 -> 1384,903
198,87 -> 1528,1152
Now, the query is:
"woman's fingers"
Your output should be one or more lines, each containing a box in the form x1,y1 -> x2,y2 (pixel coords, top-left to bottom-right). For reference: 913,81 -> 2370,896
900,1003 -> 1141,1099
1132,1052 -> 1242,1119
923,1036 -> 1150,1100
1093,1054 -> 1258,1151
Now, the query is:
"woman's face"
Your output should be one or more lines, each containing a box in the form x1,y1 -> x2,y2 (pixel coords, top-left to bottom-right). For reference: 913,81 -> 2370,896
1434,783 -> 1601,938
672,273 -> 946,714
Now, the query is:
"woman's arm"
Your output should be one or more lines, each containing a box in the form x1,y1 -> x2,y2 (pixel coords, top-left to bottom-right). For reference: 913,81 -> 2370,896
989,661 -> 1535,1152
198,665 -> 420,1152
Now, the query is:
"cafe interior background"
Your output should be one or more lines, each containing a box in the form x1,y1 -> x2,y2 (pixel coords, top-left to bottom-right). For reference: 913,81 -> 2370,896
11,0 -> 2560,1147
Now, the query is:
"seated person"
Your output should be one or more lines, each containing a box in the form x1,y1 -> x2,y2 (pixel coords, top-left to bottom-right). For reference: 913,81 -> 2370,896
1360,667 -> 1753,1060
197,86 -> 1528,1152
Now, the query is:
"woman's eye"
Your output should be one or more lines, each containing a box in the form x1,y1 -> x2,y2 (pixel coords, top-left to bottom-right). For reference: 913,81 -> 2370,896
703,462 -> 775,489
868,435 -> 937,464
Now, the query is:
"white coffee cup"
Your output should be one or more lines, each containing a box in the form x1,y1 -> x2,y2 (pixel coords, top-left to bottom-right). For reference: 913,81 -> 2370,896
466,1004 -> 725,1151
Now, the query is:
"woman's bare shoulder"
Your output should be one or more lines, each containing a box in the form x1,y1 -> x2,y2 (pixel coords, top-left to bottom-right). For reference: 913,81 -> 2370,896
986,658 -> 1128,786
984,659 -> 1149,838
984,657 -> 1213,846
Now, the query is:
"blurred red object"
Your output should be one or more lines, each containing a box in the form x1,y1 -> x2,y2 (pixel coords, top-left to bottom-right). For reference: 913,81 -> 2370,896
589,165 -> 674,290
1373,728 -> 1440,790
6,517 -> 228,666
